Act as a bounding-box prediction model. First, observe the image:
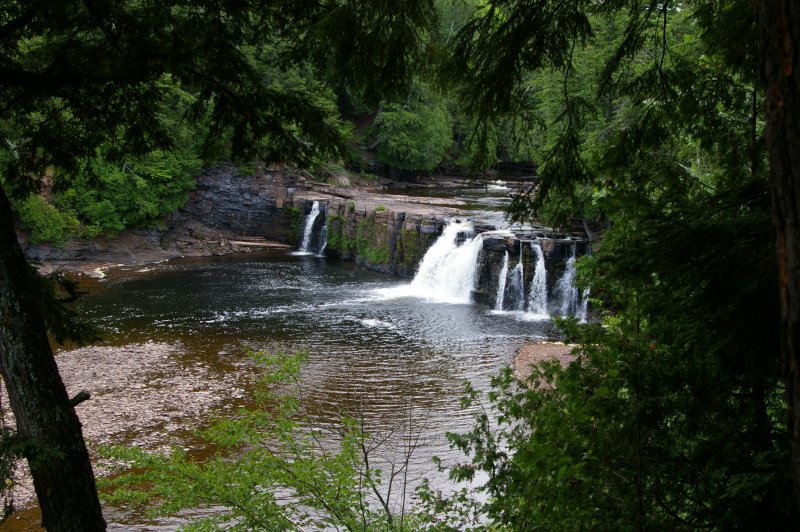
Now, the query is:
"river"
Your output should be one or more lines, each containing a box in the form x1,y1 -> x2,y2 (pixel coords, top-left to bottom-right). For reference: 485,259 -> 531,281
8,245 -> 558,530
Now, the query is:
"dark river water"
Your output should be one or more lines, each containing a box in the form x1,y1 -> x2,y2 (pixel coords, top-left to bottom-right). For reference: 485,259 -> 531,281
79,250 -> 556,429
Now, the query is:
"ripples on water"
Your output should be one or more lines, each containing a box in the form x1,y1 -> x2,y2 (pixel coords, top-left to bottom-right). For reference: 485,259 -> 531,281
60,251 -> 558,528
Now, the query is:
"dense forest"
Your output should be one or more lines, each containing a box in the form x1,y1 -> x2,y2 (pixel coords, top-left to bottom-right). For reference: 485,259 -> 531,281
1,0 -> 799,530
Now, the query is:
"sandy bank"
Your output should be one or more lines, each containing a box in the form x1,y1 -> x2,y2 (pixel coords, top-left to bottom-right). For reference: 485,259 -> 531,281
513,341 -> 576,382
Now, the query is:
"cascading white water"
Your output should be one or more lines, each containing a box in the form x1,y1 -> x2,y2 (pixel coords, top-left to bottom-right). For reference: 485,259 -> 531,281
508,248 -> 525,311
494,251 -> 510,311
555,246 -> 580,316
299,201 -> 320,253
527,242 -> 548,316
298,201 -> 320,254
407,221 -> 485,303
378,221 -> 496,304
577,286 -> 590,323
576,244 -> 592,322
373,219 -> 590,321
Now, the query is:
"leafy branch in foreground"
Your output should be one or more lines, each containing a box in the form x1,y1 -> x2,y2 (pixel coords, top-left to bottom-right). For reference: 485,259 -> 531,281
99,352 -> 441,531
438,314 -> 789,530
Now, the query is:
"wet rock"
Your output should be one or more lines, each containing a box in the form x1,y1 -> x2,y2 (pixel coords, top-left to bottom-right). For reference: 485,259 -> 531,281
472,289 -> 493,307
481,235 -> 511,252
419,222 -> 439,234
473,223 -> 499,234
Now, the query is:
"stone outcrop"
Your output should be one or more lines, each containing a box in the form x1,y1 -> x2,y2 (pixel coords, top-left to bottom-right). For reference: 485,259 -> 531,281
22,164 -> 590,286
180,164 -> 286,239
323,199 -> 447,277
179,165 -> 463,278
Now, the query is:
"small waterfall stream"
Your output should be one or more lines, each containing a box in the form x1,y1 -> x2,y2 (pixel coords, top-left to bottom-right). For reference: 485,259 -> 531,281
494,251 -> 510,311
577,287 -> 590,323
317,223 -> 328,257
508,249 -> 525,311
299,201 -> 320,253
527,242 -> 548,317
555,246 -> 579,316
295,201 -> 328,256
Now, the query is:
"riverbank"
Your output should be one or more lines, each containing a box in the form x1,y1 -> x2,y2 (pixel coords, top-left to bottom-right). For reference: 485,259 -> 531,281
20,219 -> 294,278
2,339 -> 258,529
513,341 -> 576,382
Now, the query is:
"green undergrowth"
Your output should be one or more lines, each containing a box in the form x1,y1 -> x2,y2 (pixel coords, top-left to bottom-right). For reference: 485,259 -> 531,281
98,352 -> 469,531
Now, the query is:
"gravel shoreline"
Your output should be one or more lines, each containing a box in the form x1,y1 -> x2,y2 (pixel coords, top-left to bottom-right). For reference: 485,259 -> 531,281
513,341 -> 577,382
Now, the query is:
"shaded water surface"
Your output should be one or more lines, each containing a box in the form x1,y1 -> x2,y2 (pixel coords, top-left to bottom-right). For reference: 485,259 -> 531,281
16,251 -> 557,529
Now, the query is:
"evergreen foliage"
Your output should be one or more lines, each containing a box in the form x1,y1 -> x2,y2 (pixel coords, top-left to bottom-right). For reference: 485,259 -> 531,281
5,0 -> 530,233
429,0 -> 793,528
15,194 -> 79,243
4,29 -> 351,240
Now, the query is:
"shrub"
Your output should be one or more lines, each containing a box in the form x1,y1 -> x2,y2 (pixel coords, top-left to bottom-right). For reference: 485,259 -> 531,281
16,195 -> 79,243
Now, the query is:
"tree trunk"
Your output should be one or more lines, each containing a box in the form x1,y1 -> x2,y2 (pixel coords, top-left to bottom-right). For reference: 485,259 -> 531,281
0,187 -> 105,530
758,0 -> 800,519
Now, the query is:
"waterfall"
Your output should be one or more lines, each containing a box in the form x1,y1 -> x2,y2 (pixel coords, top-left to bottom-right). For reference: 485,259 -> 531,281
372,219 -> 593,321
577,244 -> 592,322
555,246 -> 579,316
527,242 -> 548,316
494,251 -> 510,311
408,221 -> 485,304
577,286 -> 590,323
377,221 -> 490,304
507,247 -> 525,311
297,201 -> 321,254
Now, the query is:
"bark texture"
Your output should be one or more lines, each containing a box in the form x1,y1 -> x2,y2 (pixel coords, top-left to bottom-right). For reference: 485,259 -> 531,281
758,0 -> 800,518
0,187 -> 105,530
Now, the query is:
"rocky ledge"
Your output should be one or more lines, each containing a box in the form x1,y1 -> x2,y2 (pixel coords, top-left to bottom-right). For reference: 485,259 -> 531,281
21,163 -> 589,285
